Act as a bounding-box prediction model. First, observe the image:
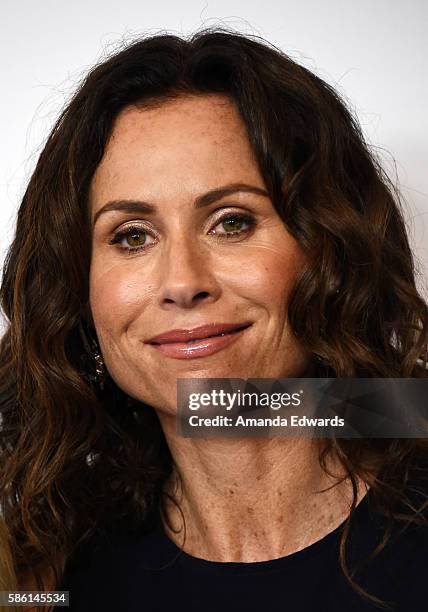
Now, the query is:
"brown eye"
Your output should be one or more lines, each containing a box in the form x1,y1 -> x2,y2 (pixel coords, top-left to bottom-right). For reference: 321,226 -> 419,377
109,225 -> 155,253
211,213 -> 255,237
222,216 -> 245,232
125,230 -> 147,247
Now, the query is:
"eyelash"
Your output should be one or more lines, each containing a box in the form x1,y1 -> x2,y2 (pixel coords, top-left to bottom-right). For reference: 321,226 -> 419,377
109,213 -> 256,254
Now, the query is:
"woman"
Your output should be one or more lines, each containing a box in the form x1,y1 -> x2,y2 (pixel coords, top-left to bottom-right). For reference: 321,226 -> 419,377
0,28 -> 427,612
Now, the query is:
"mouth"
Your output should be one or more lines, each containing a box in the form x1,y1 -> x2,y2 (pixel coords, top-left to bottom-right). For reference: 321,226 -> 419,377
146,322 -> 253,360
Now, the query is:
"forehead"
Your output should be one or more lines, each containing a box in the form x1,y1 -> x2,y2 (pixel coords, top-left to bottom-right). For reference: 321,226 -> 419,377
106,93 -> 248,146
89,94 -> 264,211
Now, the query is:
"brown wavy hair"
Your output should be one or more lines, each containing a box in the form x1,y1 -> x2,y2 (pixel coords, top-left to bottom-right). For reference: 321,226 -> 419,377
1,28 -> 427,612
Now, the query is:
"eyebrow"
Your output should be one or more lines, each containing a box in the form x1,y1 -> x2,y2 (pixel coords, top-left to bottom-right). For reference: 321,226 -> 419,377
92,182 -> 270,227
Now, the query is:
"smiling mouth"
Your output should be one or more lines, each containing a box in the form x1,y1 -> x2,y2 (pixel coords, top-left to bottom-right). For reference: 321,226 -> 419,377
150,323 -> 252,345
147,322 -> 253,360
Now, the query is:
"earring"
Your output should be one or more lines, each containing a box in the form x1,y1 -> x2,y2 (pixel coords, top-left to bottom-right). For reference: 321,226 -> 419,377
78,318 -> 107,390
93,345 -> 106,390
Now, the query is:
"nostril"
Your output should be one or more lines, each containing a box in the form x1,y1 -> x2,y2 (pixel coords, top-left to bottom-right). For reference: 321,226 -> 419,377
193,291 -> 210,301
161,289 -> 214,309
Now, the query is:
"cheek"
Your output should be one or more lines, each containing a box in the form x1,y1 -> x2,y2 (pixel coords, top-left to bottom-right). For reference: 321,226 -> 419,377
220,242 -> 304,308
89,259 -> 154,335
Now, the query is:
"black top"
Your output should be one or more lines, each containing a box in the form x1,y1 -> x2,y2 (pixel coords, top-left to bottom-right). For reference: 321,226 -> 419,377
56,484 -> 428,612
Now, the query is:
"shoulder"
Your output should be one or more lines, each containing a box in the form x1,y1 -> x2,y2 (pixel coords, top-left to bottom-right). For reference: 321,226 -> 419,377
60,516 -> 168,584
356,466 -> 428,571
57,523 -> 170,611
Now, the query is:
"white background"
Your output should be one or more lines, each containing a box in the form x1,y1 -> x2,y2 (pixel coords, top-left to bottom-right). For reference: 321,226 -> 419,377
1,0 -> 427,333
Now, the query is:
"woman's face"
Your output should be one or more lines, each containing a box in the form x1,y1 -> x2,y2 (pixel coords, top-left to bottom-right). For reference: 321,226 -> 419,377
89,94 -> 311,414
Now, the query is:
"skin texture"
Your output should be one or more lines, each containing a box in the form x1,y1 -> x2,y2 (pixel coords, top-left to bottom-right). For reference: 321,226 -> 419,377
89,94 -> 367,562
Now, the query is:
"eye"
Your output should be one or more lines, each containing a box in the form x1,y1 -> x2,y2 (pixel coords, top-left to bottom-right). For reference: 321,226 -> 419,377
108,212 -> 256,255
209,213 -> 255,238
109,225 -> 156,253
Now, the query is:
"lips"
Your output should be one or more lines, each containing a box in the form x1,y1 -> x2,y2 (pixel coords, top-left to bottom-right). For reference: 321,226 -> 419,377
145,321 -> 253,360
146,322 -> 253,345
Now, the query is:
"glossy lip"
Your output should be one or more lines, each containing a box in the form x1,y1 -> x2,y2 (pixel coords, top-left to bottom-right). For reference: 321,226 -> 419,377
145,322 -> 253,360
146,321 -> 253,344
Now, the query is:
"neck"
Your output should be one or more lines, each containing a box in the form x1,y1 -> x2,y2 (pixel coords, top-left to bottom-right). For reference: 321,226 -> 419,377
159,424 -> 368,562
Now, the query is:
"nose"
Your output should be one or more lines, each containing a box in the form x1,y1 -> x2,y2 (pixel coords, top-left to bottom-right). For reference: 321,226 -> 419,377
156,235 -> 221,310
